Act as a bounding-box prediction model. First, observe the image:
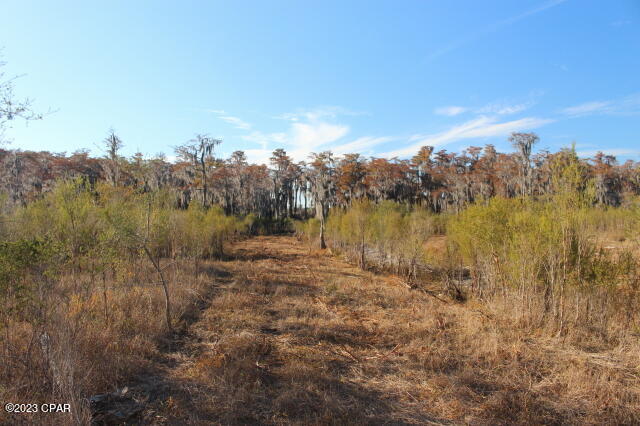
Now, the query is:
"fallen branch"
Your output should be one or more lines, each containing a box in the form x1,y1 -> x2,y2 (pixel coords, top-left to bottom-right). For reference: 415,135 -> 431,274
338,345 -> 361,363
364,343 -> 401,361
403,281 -> 451,304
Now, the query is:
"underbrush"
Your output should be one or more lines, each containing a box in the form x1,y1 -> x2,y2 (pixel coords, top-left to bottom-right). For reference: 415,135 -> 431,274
448,195 -> 640,345
296,200 -> 446,279
290,196 -> 640,422
250,216 -> 295,235
184,236 -> 640,424
294,158 -> 640,349
0,180 -> 253,424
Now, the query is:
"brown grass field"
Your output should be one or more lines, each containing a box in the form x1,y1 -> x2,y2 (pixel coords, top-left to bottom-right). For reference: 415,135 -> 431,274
75,234 -> 636,425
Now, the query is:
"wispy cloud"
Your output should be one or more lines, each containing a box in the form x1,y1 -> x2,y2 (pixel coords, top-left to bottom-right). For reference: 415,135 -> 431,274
211,99 -> 563,164
434,98 -> 534,118
434,106 -> 467,116
560,94 -> 640,117
232,106 -> 385,163
382,115 -> 554,158
205,109 -> 252,130
242,148 -> 273,165
290,121 -> 349,149
577,148 -> 640,158
332,136 -> 393,156
500,0 -> 568,25
276,106 -> 366,122
219,115 -> 252,130
426,0 -> 568,60
561,101 -> 612,117
476,101 -> 531,115
241,131 -> 288,150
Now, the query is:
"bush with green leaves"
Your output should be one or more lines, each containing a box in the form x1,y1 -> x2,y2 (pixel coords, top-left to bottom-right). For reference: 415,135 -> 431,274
1,180 -> 255,328
0,237 -> 58,326
324,200 -> 437,277
294,217 -> 320,245
447,152 -> 640,338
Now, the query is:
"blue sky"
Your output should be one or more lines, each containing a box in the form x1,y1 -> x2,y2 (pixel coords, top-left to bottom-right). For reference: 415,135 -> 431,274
1,0 -> 639,164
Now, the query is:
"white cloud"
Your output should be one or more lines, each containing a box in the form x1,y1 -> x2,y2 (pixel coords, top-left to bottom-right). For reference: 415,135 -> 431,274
226,104 -> 552,162
332,136 -> 393,155
233,106 -> 369,162
277,106 -> 366,122
435,98 -> 535,118
286,148 -> 326,162
477,102 -> 530,115
283,121 -> 352,162
577,148 -> 640,158
434,106 -> 467,116
204,102 -> 568,164
382,115 -> 554,158
285,139 -> 390,162
204,109 -> 253,130
243,148 -> 273,165
561,95 -> 640,117
561,101 -> 612,117
268,106 -> 357,161
241,131 -> 288,150
499,104 -> 529,115
218,115 -> 252,130
290,121 -> 349,149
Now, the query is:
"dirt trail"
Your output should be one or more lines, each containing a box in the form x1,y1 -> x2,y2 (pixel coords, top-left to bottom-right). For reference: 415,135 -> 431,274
109,235 -> 447,425
91,235 -> 640,425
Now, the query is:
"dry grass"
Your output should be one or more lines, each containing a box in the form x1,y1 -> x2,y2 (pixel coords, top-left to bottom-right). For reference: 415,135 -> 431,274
2,235 -> 637,424
0,259 -> 218,425
112,236 -> 640,425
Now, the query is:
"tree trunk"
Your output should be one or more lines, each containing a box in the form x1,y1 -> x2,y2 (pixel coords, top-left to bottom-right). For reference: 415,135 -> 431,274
360,234 -> 366,270
200,155 -> 208,206
143,245 -> 172,332
319,218 -> 327,249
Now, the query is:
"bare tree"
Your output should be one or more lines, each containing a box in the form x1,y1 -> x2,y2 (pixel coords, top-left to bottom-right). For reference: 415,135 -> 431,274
175,134 -> 221,206
103,129 -> 123,186
411,146 -> 434,207
6,128 -> 640,219
270,148 -> 296,219
308,151 -> 335,249
509,132 -> 539,196
0,57 -> 42,144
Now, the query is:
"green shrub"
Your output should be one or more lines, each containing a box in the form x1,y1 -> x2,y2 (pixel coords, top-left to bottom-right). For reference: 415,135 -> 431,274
322,200 -> 437,276
0,237 -> 58,325
447,193 -> 639,337
294,218 -> 320,245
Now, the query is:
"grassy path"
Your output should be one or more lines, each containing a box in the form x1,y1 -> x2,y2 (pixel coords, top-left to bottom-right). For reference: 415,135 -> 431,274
124,235 -> 637,425
129,235 -> 448,424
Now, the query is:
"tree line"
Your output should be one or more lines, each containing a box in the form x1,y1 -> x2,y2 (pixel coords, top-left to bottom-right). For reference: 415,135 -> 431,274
294,148 -> 640,346
2,131 -> 638,221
